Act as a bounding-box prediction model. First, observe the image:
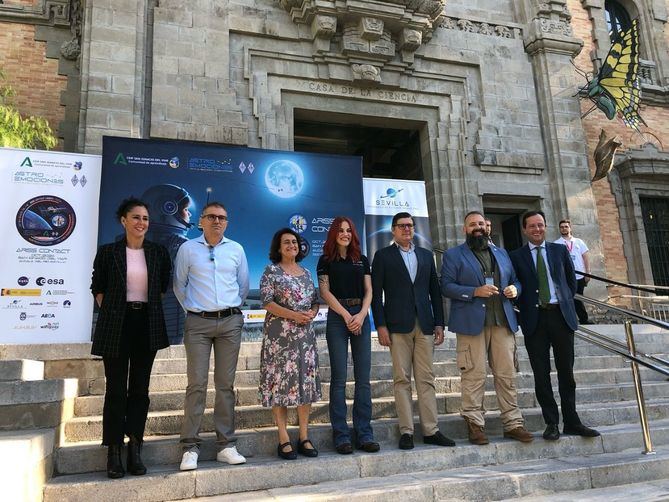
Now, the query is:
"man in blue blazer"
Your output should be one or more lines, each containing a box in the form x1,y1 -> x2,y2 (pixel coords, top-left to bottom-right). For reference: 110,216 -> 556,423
371,212 -> 454,450
509,211 -> 599,441
441,211 -> 533,445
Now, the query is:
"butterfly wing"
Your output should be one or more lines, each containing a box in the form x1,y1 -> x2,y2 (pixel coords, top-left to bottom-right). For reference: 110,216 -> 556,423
596,18 -> 647,131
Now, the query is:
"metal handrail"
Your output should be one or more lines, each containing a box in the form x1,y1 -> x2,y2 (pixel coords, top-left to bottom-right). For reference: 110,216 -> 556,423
576,271 -> 669,294
576,294 -> 669,331
571,293 -> 669,454
575,327 -> 669,377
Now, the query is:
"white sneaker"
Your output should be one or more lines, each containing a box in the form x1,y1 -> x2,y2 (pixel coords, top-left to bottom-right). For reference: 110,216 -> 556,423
217,445 -> 246,465
180,450 -> 198,471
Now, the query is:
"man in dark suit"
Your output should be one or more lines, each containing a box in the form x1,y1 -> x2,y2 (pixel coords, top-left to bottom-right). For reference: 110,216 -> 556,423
509,211 -> 599,440
371,212 -> 454,450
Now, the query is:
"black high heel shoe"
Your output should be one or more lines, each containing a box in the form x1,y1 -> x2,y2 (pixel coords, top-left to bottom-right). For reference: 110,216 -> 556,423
298,439 -> 318,458
107,444 -> 125,479
278,441 -> 297,460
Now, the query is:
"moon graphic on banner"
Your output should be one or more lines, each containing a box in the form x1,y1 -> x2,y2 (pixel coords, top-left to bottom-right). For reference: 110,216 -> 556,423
15,195 -> 77,246
265,160 -> 304,198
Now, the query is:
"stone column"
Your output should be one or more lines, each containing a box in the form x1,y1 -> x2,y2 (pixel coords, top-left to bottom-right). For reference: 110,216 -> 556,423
78,0 -> 152,153
523,0 -> 606,298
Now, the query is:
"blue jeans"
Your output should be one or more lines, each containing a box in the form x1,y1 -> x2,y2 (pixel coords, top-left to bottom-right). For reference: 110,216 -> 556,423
326,305 -> 373,446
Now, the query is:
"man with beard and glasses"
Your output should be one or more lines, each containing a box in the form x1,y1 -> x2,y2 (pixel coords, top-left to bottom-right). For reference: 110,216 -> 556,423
441,211 -> 533,445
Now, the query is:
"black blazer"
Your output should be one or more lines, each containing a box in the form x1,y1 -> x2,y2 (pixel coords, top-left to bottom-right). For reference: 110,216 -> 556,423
509,242 -> 578,337
371,244 -> 444,336
91,239 -> 171,357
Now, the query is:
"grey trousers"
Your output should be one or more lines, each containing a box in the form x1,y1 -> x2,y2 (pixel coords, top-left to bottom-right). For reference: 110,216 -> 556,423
180,312 -> 244,452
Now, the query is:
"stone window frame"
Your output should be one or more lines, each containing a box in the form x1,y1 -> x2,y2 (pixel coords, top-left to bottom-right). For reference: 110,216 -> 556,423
581,0 -> 669,96
609,143 -> 669,287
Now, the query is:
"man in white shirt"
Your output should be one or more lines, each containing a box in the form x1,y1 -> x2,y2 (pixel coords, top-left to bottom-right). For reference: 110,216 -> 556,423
173,202 -> 249,470
554,219 -> 591,324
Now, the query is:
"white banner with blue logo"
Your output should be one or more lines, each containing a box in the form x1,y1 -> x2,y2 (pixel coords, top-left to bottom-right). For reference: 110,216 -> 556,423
0,147 -> 102,344
362,178 -> 431,261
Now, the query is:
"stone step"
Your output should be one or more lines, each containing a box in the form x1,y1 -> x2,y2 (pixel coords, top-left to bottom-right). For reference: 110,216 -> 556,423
501,478 -> 669,502
0,359 -> 44,382
62,388 -> 669,443
150,340 -> 667,366
174,446 -> 669,502
72,367 -> 669,416
0,378 -> 78,431
149,348 -> 653,374
141,354 -> 650,394
54,405 -> 669,476
44,421 -> 669,501
1,429 -> 55,502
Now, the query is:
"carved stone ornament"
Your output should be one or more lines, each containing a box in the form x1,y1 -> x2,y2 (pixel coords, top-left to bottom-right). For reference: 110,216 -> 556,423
524,0 -> 582,56
360,17 -> 384,41
311,14 -> 336,39
280,0 -> 447,83
351,64 -> 381,82
60,38 -> 80,60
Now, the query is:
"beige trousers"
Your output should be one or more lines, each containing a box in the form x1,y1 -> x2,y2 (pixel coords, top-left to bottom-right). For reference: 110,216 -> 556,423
456,326 -> 524,431
389,321 -> 439,436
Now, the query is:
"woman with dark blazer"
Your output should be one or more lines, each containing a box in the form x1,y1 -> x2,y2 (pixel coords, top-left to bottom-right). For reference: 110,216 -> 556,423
91,197 -> 172,478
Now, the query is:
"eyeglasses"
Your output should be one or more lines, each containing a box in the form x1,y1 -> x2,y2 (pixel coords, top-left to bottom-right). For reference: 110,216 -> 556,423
208,246 -> 215,262
202,214 -> 228,222
394,223 -> 414,230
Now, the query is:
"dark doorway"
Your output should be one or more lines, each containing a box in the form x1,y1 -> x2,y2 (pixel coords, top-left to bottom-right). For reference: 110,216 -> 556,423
484,212 -> 523,251
293,110 -> 423,180
640,196 -> 669,287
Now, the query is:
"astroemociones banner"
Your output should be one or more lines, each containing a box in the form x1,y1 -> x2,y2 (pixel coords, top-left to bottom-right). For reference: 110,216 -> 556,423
100,137 -> 364,340
0,147 -> 101,344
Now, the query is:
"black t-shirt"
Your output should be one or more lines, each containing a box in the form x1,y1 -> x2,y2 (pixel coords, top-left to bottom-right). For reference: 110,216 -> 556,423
316,254 -> 370,300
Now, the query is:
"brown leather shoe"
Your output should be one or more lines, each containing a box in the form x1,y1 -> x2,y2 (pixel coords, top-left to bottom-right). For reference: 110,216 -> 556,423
465,419 -> 489,445
503,426 -> 534,443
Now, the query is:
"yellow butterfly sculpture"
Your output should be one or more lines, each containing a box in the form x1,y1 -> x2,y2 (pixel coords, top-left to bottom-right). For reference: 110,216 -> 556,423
583,18 -> 647,131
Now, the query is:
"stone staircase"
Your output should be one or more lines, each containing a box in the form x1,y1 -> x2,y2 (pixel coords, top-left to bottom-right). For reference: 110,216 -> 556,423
4,324 -> 668,500
0,358 -> 78,501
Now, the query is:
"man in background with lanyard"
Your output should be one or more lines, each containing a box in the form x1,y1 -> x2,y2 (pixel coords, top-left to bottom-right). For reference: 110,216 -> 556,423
555,219 -> 591,324
441,211 -> 533,445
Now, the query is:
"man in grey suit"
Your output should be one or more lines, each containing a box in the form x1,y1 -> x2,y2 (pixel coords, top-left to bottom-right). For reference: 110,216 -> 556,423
371,212 -> 454,450
441,211 -> 533,445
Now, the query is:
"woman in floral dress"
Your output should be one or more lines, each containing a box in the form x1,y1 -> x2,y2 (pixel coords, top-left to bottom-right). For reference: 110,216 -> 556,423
259,227 -> 321,460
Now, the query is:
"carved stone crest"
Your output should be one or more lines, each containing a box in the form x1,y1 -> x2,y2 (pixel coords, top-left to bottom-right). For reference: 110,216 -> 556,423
279,0 -> 447,83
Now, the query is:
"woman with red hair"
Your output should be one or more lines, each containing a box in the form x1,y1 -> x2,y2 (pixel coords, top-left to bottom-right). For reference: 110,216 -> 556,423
317,217 -> 378,454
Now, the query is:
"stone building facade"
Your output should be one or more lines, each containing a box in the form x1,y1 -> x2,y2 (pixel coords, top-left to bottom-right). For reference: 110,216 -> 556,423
2,0 -> 669,297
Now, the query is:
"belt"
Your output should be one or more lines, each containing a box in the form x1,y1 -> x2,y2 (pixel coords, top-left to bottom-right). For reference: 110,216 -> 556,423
189,307 -> 242,319
127,302 -> 147,310
338,298 -> 362,307
539,303 -> 560,310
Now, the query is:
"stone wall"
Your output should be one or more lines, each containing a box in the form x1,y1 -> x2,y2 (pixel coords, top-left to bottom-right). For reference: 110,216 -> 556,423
568,0 -> 669,297
0,21 -> 67,148
0,0 -> 84,151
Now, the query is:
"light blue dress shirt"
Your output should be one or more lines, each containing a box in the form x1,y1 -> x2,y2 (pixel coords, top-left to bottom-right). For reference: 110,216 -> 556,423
529,241 -> 558,304
173,234 -> 249,312
396,241 -> 417,283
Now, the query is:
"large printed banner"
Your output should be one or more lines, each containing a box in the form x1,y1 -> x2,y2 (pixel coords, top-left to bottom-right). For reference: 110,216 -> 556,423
100,137 -> 364,335
0,147 -> 101,344
362,178 -> 431,259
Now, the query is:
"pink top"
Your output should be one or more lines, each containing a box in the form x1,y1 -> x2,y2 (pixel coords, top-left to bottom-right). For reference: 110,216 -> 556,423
126,247 -> 148,302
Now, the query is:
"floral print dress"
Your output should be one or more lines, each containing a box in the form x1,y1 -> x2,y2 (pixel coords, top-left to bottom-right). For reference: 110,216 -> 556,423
258,263 -> 322,407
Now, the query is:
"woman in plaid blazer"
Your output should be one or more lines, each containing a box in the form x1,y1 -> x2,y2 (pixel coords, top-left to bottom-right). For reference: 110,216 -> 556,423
91,197 -> 172,479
